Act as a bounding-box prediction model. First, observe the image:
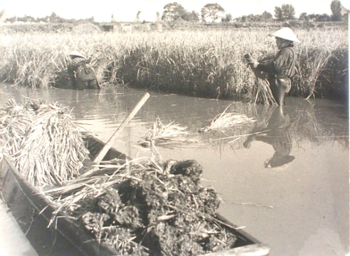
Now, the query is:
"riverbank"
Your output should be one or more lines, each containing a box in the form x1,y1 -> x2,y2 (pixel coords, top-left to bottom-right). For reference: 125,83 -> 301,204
0,26 -> 348,102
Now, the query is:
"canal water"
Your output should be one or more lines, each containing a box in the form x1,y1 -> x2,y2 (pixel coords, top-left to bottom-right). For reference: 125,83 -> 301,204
0,84 -> 348,256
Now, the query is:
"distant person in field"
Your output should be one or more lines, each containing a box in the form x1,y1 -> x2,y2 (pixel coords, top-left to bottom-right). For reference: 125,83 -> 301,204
243,106 -> 295,168
67,51 -> 100,90
246,27 -> 299,106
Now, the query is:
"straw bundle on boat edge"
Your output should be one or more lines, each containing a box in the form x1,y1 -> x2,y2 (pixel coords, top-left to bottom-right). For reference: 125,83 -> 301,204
0,99 -> 88,187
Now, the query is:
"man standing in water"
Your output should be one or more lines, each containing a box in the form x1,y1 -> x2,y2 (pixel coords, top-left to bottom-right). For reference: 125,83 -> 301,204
246,27 -> 299,106
67,51 -> 100,90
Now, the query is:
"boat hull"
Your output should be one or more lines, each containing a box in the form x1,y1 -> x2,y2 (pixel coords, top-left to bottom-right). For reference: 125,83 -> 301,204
0,135 -> 270,256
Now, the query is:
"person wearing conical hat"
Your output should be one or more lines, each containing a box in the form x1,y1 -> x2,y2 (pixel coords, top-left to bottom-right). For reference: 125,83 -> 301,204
67,51 -> 100,90
246,27 -> 299,106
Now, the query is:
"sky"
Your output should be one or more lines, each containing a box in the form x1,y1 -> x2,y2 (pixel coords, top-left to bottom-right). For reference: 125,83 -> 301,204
0,0 -> 341,22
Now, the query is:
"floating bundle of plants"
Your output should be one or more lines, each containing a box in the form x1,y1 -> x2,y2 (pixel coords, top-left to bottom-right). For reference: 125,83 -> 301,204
0,99 -> 88,187
140,118 -> 197,148
146,118 -> 189,140
47,158 -> 237,256
199,104 -> 256,132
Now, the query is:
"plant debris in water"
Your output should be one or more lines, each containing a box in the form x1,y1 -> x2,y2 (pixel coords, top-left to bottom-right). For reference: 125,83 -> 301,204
139,117 -> 197,148
199,104 -> 255,132
0,99 -> 88,187
48,158 -> 237,256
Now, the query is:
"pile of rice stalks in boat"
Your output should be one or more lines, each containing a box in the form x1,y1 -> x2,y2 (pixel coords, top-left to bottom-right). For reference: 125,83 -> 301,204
199,104 -> 255,132
0,99 -> 88,187
140,118 -> 196,148
48,158 -> 237,256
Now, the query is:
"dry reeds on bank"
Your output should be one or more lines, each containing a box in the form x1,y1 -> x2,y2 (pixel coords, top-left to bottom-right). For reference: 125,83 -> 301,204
0,27 -> 347,101
0,99 -> 88,187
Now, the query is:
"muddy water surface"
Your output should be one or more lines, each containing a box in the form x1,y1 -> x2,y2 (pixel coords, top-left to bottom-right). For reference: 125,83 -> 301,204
0,84 -> 348,256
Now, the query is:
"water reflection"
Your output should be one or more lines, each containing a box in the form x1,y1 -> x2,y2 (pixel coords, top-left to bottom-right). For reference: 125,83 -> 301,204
243,106 -> 295,168
197,99 -> 348,156
0,85 -> 347,155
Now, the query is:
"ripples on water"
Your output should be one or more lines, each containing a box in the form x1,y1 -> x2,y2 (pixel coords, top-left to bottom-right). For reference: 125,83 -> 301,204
0,84 -> 348,256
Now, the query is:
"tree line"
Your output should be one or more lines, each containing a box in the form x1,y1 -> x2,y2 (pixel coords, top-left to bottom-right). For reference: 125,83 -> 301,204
160,1 -> 345,23
4,12 -> 95,24
3,0 -> 346,24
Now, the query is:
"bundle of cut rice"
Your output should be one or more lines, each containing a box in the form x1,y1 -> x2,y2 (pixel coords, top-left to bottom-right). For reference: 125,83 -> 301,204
146,117 -> 189,141
0,99 -> 88,187
139,117 -> 194,149
208,112 -> 256,130
199,104 -> 255,132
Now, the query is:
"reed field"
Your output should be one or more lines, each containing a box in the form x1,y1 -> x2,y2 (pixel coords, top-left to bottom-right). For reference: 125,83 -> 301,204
0,25 -> 348,102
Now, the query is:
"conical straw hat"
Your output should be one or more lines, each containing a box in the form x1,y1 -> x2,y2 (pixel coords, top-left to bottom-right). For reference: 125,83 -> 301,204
270,27 -> 300,43
69,51 -> 86,58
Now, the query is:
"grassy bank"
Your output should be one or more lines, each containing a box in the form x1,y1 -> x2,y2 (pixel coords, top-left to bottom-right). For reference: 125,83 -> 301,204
0,27 -> 347,102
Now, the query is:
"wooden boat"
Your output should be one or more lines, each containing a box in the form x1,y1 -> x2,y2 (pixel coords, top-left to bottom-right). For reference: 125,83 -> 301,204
0,134 -> 270,256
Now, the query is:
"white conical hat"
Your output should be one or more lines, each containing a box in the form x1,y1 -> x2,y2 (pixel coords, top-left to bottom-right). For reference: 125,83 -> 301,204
270,27 -> 300,43
69,51 -> 86,58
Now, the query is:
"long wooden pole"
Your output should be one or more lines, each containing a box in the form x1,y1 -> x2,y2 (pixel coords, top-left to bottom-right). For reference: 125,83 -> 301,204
92,92 -> 150,165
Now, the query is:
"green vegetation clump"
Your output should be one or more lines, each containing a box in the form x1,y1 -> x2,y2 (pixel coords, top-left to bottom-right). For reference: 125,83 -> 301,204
0,26 -> 347,101
48,157 -> 236,256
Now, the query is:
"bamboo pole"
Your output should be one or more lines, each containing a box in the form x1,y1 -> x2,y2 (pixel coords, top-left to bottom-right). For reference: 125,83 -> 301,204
92,92 -> 150,165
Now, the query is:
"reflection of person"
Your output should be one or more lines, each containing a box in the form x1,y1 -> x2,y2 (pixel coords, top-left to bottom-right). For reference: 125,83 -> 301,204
246,27 -> 299,106
67,51 -> 100,90
243,106 -> 295,168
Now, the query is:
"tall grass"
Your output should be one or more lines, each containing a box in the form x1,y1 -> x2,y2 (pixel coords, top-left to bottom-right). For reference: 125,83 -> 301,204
0,27 -> 347,102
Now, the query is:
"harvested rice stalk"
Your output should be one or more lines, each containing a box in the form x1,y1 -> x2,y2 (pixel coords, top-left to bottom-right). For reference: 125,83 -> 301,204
0,99 -> 88,187
147,117 -> 189,141
47,157 -> 236,256
251,78 -> 277,105
0,99 -> 32,155
244,53 -> 277,105
199,104 -> 255,132
139,117 -> 196,148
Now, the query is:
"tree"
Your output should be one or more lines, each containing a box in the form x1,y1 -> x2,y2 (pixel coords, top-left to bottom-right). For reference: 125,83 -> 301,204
236,14 -> 264,22
317,13 -> 331,21
274,4 -> 295,20
274,6 -> 283,20
281,4 -> 295,20
262,11 -> 272,21
182,11 -> 199,21
299,12 -> 308,21
49,12 -> 58,23
161,2 -> 187,21
222,13 -> 232,22
201,3 -> 225,23
330,0 -> 342,21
